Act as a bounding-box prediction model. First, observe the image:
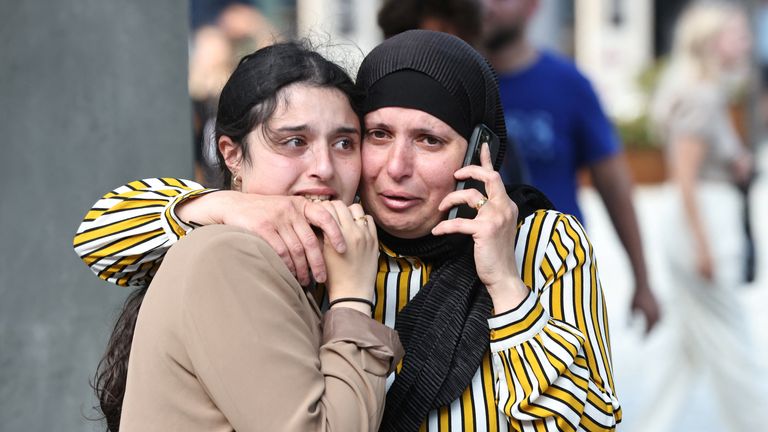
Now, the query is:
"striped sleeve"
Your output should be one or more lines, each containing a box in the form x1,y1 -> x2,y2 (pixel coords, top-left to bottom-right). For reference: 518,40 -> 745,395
73,178 -> 216,288
489,210 -> 621,431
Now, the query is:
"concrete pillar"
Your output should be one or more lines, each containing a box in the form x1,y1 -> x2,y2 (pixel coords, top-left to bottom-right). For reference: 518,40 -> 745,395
0,0 -> 191,430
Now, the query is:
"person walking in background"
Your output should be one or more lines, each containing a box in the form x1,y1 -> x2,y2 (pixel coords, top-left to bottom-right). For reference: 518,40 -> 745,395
637,2 -> 768,431
480,0 -> 660,333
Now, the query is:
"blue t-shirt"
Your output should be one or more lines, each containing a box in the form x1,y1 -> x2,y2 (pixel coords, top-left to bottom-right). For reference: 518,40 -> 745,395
498,51 -> 620,222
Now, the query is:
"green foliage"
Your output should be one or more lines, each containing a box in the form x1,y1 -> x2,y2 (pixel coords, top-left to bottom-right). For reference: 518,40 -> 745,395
615,114 -> 656,150
614,59 -> 667,150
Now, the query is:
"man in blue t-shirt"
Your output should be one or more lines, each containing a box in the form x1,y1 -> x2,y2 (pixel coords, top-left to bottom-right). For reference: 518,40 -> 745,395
497,56 -> 618,222
482,0 -> 660,332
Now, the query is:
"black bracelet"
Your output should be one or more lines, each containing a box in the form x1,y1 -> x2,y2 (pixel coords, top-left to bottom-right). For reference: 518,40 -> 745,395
329,297 -> 374,311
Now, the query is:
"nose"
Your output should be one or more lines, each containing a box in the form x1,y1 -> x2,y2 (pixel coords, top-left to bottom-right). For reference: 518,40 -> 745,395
308,144 -> 334,181
385,138 -> 413,182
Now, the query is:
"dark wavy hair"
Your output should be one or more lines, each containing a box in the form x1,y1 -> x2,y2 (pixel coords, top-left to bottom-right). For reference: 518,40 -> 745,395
91,41 -> 362,431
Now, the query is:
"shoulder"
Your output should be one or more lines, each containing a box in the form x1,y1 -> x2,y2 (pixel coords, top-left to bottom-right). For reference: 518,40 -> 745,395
665,83 -> 723,132
518,208 -> 564,232
516,210 -> 588,247
538,51 -> 590,83
676,83 -> 721,109
171,225 -> 281,266
161,225 -> 298,296
165,225 -> 307,322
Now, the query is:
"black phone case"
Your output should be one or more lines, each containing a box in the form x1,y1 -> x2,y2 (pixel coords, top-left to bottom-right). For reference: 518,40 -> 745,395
447,124 -> 500,220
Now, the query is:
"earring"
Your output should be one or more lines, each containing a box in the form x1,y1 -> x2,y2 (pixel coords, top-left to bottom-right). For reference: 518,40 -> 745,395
231,171 -> 242,190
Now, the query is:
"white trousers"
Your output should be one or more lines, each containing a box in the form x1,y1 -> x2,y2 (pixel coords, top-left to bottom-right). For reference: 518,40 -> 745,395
635,182 -> 767,432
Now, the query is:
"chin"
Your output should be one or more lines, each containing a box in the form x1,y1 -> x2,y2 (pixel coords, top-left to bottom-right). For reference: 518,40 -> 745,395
381,221 -> 431,239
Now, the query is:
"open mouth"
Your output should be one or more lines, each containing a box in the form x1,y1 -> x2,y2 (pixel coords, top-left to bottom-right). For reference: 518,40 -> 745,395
380,193 -> 419,210
383,194 -> 410,202
301,194 -> 333,202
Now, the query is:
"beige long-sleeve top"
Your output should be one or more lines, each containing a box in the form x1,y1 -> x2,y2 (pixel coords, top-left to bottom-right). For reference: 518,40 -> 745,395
120,224 -> 403,432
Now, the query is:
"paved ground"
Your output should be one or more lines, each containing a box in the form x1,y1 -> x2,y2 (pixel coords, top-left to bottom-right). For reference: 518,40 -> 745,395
577,146 -> 768,431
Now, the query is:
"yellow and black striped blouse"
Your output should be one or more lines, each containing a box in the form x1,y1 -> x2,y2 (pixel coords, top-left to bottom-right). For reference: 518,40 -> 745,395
74,179 -> 621,431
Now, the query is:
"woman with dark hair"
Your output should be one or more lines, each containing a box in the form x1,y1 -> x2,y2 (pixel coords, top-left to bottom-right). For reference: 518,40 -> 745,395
82,42 -> 402,432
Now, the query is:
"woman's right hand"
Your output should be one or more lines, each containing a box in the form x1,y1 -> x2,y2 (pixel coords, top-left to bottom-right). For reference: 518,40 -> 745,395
319,202 -> 378,315
176,191 -> 347,286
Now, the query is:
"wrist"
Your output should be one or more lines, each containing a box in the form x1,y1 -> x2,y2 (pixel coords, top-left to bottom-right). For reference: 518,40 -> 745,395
329,297 -> 373,317
486,276 -> 530,314
176,190 -> 227,226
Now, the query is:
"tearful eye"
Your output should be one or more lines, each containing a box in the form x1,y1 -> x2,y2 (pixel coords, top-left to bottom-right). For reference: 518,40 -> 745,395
367,129 -> 389,140
420,135 -> 444,146
333,138 -> 354,150
284,137 -> 306,148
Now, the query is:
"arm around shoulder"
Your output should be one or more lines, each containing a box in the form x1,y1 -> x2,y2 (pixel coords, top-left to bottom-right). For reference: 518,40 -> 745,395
72,177 -> 214,287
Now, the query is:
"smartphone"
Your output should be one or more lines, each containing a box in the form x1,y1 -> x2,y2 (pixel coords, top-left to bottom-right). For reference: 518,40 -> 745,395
447,124 -> 501,220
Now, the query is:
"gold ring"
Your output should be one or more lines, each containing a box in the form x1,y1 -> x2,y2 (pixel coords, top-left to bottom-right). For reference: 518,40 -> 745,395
354,216 -> 368,226
474,197 -> 488,210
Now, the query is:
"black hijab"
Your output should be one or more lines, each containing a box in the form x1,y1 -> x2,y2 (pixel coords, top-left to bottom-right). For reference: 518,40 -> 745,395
357,30 -> 553,431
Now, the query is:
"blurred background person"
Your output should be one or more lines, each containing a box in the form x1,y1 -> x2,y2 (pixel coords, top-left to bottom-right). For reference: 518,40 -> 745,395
638,2 -> 768,431
218,2 -> 282,57
377,0 -> 482,46
189,2 -> 281,187
480,0 -> 660,333
189,25 -> 236,186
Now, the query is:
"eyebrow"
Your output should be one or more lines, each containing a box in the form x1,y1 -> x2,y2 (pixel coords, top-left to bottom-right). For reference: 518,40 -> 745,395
365,122 -> 391,131
275,124 -> 309,133
365,122 -> 443,135
275,124 -> 360,135
411,127 -> 442,135
335,126 -> 360,135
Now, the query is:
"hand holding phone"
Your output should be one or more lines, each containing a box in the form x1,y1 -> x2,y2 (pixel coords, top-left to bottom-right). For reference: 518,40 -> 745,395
447,124 -> 501,220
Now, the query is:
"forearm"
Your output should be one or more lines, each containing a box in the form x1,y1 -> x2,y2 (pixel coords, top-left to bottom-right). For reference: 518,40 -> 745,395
590,155 -> 650,288
490,212 -> 621,427
489,292 -> 621,429
73,178 -> 211,287
175,189 -> 231,226
670,136 -> 710,253
487,276 -> 531,314
678,176 -> 710,252
318,308 -> 403,431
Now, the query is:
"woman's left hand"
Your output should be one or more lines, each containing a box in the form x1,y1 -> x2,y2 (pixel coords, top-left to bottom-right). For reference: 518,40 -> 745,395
431,144 -> 530,311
